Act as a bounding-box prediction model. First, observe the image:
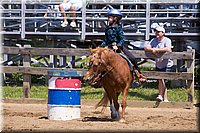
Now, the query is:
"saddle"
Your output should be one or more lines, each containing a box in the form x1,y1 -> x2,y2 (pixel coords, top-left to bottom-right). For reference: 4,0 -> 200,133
118,53 -> 133,71
118,52 -> 147,84
109,43 -> 133,71
110,45 -> 147,83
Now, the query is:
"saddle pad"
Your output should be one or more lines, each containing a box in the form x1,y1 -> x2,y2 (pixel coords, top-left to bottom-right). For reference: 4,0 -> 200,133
119,53 -> 133,71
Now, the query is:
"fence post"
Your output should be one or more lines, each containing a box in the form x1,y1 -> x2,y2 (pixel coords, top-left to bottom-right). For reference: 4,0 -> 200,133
186,49 -> 195,103
81,0 -> 86,40
23,45 -> 31,98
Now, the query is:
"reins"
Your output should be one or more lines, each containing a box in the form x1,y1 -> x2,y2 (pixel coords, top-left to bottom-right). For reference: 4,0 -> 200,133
90,50 -> 123,84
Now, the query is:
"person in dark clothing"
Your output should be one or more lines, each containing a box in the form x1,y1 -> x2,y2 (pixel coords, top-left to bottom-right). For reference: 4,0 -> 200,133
100,9 -> 146,83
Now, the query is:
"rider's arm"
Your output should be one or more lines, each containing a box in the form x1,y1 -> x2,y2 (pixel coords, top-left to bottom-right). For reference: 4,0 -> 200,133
100,27 -> 108,47
100,41 -> 106,47
117,25 -> 124,48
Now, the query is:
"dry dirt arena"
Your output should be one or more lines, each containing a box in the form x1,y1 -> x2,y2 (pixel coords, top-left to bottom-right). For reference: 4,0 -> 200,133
2,99 -> 199,132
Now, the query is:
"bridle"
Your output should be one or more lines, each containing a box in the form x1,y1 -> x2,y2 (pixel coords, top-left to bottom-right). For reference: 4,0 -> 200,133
88,50 -> 122,85
88,55 -> 113,85
90,61 -> 115,85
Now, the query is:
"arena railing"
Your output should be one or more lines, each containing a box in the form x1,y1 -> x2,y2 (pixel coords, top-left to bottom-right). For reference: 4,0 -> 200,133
1,45 -> 195,104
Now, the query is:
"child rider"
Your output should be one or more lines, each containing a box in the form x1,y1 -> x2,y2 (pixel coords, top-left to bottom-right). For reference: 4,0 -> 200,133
100,9 -> 146,83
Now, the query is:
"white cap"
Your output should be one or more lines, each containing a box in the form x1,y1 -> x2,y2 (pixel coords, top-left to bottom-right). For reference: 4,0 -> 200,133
155,26 -> 165,33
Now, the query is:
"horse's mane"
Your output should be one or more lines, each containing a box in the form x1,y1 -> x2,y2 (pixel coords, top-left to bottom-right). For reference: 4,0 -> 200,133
90,47 -> 112,56
91,47 -> 122,66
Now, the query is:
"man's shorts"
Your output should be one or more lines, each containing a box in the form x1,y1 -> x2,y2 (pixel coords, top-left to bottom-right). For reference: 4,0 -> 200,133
156,66 -> 176,72
63,0 -> 82,11
156,66 -> 176,82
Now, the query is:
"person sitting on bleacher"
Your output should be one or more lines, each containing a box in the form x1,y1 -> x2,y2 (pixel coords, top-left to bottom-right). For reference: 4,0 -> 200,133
59,0 -> 82,27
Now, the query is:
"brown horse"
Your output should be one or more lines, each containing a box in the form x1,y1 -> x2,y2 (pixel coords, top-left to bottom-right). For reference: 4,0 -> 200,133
83,47 -> 134,122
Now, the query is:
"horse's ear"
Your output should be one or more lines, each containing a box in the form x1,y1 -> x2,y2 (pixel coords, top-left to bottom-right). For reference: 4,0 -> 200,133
99,47 -> 106,54
89,48 -> 93,54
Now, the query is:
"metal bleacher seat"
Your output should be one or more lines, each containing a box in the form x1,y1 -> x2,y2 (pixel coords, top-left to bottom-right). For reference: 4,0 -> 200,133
0,0 -> 199,42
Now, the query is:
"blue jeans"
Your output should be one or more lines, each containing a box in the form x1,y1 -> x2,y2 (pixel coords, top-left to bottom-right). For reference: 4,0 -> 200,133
122,46 -> 141,73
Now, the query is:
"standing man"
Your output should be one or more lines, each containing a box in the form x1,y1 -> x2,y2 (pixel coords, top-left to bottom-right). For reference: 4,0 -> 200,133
144,26 -> 174,102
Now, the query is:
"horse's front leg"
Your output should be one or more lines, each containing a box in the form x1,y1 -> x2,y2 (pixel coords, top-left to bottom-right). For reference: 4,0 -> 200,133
110,92 -> 120,120
110,101 -> 120,120
120,87 -> 129,122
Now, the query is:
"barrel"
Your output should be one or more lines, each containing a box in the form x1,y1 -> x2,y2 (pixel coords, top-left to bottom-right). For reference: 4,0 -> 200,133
47,70 -> 82,120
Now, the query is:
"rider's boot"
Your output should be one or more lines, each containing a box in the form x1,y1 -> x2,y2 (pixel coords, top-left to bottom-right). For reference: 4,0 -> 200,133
134,69 -> 147,84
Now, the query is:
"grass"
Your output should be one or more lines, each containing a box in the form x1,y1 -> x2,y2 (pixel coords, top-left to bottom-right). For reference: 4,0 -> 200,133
2,85 -> 200,102
2,86 -> 48,99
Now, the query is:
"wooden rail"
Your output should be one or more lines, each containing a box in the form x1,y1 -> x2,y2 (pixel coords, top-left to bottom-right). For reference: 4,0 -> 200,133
1,45 -> 195,103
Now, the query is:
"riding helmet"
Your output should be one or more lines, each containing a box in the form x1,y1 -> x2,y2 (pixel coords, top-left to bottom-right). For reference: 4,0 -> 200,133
107,9 -> 122,19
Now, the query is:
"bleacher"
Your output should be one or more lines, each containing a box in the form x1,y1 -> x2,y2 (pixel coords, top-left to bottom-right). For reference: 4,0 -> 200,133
0,0 -> 199,48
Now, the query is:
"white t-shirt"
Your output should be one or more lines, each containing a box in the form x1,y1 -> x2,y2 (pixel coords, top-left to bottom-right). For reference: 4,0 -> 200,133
63,0 -> 82,11
147,37 -> 173,69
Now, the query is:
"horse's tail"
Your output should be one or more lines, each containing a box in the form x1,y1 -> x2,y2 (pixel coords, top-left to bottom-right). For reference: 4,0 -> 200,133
95,92 -> 109,111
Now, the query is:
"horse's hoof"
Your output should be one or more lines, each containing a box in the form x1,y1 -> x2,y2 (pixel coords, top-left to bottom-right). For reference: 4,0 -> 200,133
111,112 -> 120,121
111,113 -> 119,120
119,118 -> 126,123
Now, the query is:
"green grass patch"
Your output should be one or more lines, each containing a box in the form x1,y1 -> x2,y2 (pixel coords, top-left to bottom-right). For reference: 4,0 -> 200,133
2,85 -> 48,99
2,85 -> 199,102
3,86 -> 24,98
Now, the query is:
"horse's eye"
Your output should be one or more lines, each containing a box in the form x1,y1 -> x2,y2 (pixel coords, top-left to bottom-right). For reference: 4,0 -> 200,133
89,61 -> 93,66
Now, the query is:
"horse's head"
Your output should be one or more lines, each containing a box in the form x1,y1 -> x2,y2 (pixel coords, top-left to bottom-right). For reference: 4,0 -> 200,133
83,47 -> 108,85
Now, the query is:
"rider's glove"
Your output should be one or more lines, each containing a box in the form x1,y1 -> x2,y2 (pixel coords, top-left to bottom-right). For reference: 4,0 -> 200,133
112,45 -> 118,50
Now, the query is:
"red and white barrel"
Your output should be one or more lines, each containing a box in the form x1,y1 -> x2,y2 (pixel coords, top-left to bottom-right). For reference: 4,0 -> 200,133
47,70 -> 82,120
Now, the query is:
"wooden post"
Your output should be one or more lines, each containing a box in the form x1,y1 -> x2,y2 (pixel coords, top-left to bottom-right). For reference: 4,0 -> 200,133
186,49 -> 195,103
49,39 -> 58,68
60,55 -> 66,67
23,45 -> 31,98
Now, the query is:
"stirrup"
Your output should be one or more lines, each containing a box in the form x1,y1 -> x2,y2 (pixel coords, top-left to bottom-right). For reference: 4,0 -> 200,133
134,70 -> 140,77
134,70 -> 147,84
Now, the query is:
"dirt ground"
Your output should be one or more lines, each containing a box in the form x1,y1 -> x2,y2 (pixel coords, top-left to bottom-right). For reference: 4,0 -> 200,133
2,99 -> 199,132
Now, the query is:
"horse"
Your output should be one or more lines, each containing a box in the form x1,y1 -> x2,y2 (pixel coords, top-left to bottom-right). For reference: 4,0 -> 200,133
83,47 -> 134,122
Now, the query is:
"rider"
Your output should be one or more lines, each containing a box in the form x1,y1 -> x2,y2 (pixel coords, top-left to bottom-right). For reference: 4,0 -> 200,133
100,9 -> 146,83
